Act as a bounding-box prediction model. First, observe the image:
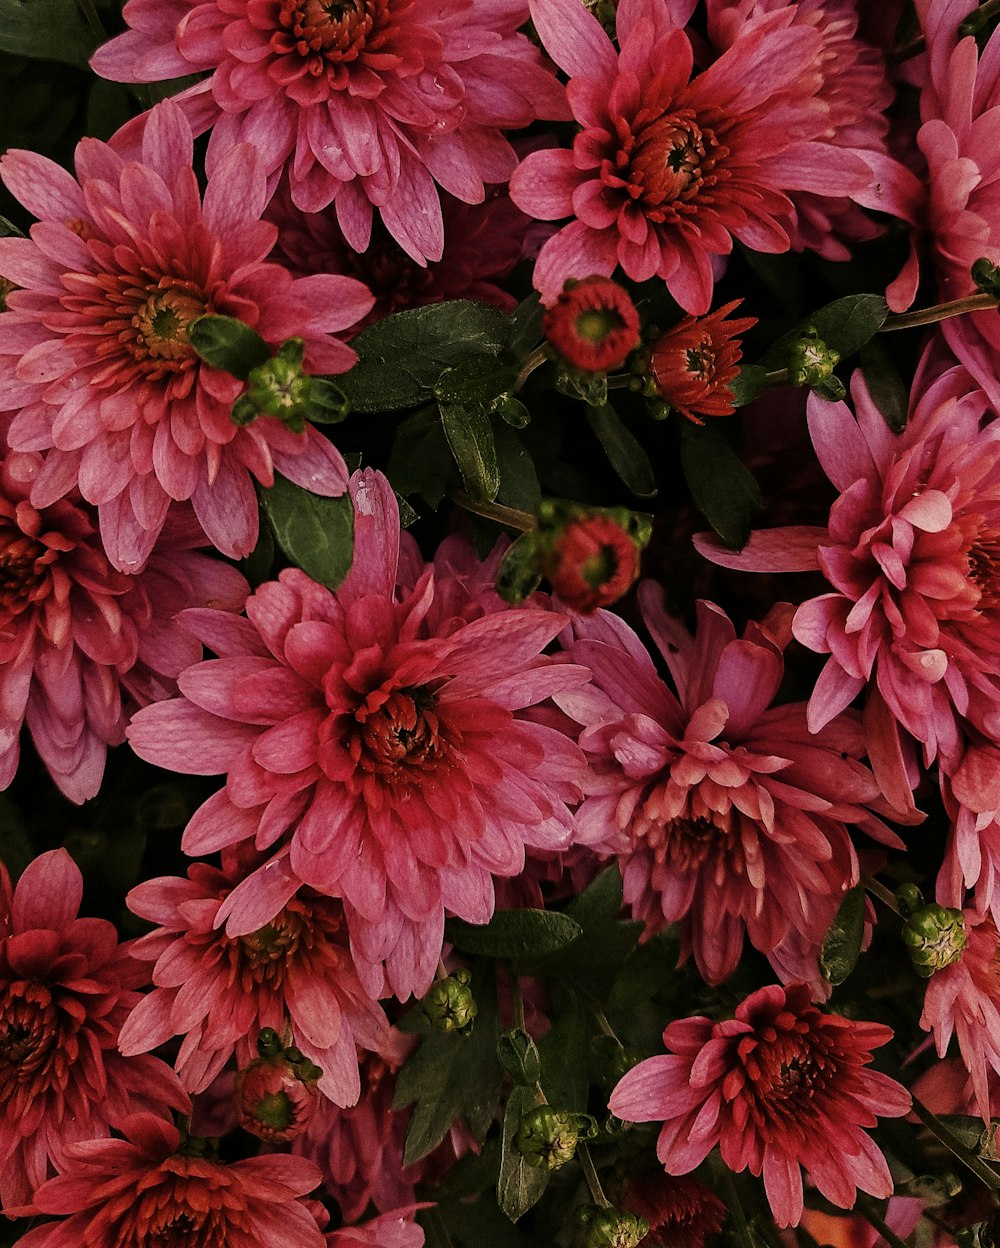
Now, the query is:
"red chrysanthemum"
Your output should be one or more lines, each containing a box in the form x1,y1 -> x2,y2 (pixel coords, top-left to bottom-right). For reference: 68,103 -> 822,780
609,983 -> 911,1228
649,300 -> 756,423
542,277 -> 641,373
8,1112 -> 326,1247
0,101 -> 371,572
127,470 -> 588,999
0,851 -> 189,1210
116,848 -> 389,1107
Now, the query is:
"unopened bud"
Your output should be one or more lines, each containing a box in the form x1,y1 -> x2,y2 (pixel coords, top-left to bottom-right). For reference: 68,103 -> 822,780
578,1206 -> 650,1248
423,967 -> 477,1032
787,328 -> 840,389
534,501 -> 647,615
514,1106 -> 596,1169
894,882 -> 925,919
543,276 -> 641,374
902,903 -> 967,976
236,1043 -> 320,1142
971,257 -> 1000,299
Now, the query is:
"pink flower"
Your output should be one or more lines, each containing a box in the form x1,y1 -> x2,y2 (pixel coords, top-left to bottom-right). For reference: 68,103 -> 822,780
694,362 -> 1000,809
920,908 -> 1000,1121
555,586 -> 899,986
89,0 -> 569,265
0,101 -> 371,572
8,1111 -> 326,1246
509,0 -> 872,312
0,851 -> 189,1209
116,847 -> 389,1107
127,470 -> 588,998
325,1209 -> 425,1248
0,451 -> 247,803
609,982 -> 911,1228
937,737 -> 1000,926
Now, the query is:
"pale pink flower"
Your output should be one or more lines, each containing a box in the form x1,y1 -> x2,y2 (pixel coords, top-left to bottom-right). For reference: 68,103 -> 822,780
937,737 -> 1000,926
127,470 -> 588,999
0,100 -> 371,572
609,982 -> 911,1228
0,451 -> 246,803
8,1112 -> 325,1246
325,1209 -> 425,1248
555,586 -> 900,985
694,362 -> 1000,810
0,851 -> 189,1210
89,0 -> 569,265
509,0 -> 872,311
116,847 -> 389,1107
920,909 -> 1000,1121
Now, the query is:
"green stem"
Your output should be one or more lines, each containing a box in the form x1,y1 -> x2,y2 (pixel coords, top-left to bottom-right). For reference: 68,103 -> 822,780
509,968 -> 527,1035
450,491 -> 535,532
763,367 -> 790,386
861,873 -> 901,917
855,1196 -> 915,1248
881,292 -> 1000,332
75,0 -> 107,39
514,346 -> 549,391
718,1168 -> 754,1248
911,1095 -> 1000,1192
593,1008 -> 622,1045
577,1143 -> 610,1209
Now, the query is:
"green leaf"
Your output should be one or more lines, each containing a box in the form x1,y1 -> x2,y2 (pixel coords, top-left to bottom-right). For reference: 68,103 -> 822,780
608,928 -> 681,1011
188,315 -> 270,380
260,473 -> 355,589
446,909 -> 582,961
859,340 -> 908,433
393,963 -> 502,1164
238,514 -> 275,587
508,292 -> 544,360
440,403 -> 500,503
757,294 -> 888,372
494,423 -> 541,515
497,1028 -> 542,1087
729,365 -> 770,409
339,300 -> 511,412
537,990 -> 589,1113
0,0 -> 96,66
819,884 -> 866,986
386,405 -> 454,509
584,404 -> 657,498
495,532 -> 542,606
498,1085 -> 550,1222
435,355 -> 519,409
678,418 -> 762,549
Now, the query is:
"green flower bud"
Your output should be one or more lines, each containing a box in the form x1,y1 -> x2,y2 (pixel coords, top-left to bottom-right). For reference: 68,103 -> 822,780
244,340 -> 312,431
0,276 -> 14,313
787,327 -> 840,389
422,968 -> 477,1032
971,257 -> 1000,299
894,882 -> 925,920
514,1107 -> 596,1169
578,1206 -> 650,1248
902,903 -> 968,976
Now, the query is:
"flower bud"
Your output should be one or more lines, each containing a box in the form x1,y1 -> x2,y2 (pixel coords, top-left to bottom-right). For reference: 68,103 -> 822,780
543,277 -> 641,374
422,967 -> 478,1032
894,882 -> 925,919
235,338 -> 312,432
535,501 -> 646,614
648,300 -> 756,424
578,1206 -> 650,1248
514,1106 -> 595,1169
787,327 -> 840,388
902,903 -> 968,976
236,1031 -> 321,1142
971,257 -> 1000,299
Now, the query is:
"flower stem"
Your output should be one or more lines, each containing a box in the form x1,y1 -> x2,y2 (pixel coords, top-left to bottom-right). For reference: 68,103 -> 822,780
861,873 -> 901,917
881,292 -> 1000,332
515,347 -> 549,391
763,368 -> 790,385
855,1196 -> 916,1248
509,968 -> 527,1034
577,1143 -> 610,1208
450,491 -> 536,531
911,1095 -> 1000,1192
593,1008 -> 622,1044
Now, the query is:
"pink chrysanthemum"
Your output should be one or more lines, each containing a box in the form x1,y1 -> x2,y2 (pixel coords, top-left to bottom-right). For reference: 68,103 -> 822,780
609,982 -> 911,1228
0,101 -> 371,573
694,362 -> 1000,809
554,586 -> 902,985
116,847 -> 389,1107
0,851 -> 189,1210
325,1208 -> 425,1248
127,470 -> 587,998
937,737 -> 1000,926
0,450 -> 247,803
921,909 -> 1000,1121
89,0 -> 569,265
509,0 -> 872,312
8,1111 -> 326,1247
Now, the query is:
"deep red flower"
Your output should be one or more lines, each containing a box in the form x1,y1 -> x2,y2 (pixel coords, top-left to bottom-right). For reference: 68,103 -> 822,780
542,514 -> 641,614
650,301 -> 756,423
542,277 -> 641,373
614,1169 -> 726,1248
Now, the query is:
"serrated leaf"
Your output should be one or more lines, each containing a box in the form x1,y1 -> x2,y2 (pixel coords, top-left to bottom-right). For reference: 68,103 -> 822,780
393,963 -> 501,1164
446,909 -> 582,960
757,294 -> 888,372
585,404 -> 657,498
0,0 -> 96,66
189,315 -> 270,380
498,1085 -> 550,1222
260,473 -> 354,589
439,403 -> 500,503
608,927 -> 681,1010
386,405 -> 454,509
819,884 -> 866,986
338,300 -> 510,412
859,340 -> 907,433
678,418 -> 762,549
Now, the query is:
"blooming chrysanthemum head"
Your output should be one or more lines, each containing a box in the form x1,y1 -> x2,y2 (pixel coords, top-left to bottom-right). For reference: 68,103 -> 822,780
555,585 -> 900,985
90,0 -> 569,264
543,277 -> 641,373
510,0 -> 873,312
0,100 -> 371,572
649,300 -> 756,423
11,1112 -> 326,1247
0,851 -> 189,1209
127,470 -> 588,999
117,849 -> 389,1107
609,983 -> 911,1228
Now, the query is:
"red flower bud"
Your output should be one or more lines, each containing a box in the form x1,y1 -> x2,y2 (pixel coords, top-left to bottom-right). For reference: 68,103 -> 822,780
649,300 -> 756,423
542,514 -> 640,614
236,1053 -> 319,1142
543,276 -> 641,373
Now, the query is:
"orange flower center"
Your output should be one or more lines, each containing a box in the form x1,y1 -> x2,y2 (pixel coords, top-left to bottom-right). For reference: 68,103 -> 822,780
623,110 -> 727,222
94,275 -> 208,383
0,520 -> 52,622
275,0 -> 387,68
352,684 -> 446,775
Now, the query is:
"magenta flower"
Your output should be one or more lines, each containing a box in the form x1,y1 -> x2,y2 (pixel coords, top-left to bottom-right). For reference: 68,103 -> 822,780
0,450 -> 247,802
509,0 -> 872,311
116,847 -> 389,1107
8,1112 -> 326,1247
0,851 -> 189,1209
0,101 -> 371,572
609,983 -> 911,1228
555,585 -> 899,986
695,362 -> 1000,809
127,470 -> 588,998
89,0 -> 569,265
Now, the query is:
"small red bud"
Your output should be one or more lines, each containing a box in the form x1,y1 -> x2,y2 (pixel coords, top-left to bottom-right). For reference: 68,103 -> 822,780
236,1052 -> 319,1142
649,300 -> 756,424
543,276 -> 641,373
542,514 -> 640,614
